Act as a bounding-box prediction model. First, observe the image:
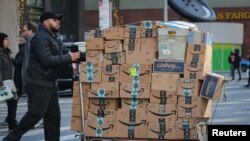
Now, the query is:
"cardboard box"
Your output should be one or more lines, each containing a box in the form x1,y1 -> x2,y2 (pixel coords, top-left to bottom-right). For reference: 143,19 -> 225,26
200,72 -> 226,100
73,82 -> 90,94
147,122 -> 176,139
157,28 -> 188,61
177,96 -> 211,118
186,44 -> 212,64
124,25 -> 141,39
151,73 -> 179,91
120,64 -> 152,84
79,62 -> 102,83
175,118 -> 198,140
103,27 -> 124,40
85,117 -> 116,137
150,90 -> 177,104
126,50 -> 156,64
177,78 -> 201,97
116,108 -> 147,138
140,38 -> 158,52
103,52 -> 126,65
72,82 -> 90,106
184,62 -> 211,80
157,35 -> 187,60
188,31 -> 212,46
121,98 -> 148,109
89,29 -> 104,38
86,37 -> 104,50
88,82 -> 119,98
141,28 -> 157,38
70,116 -> 83,131
89,98 -> 119,110
120,83 -> 150,99
104,40 -> 123,53
147,103 -> 177,123
141,21 -> 159,29
88,109 -> 116,118
102,65 -> 120,83
153,60 -> 185,74
86,51 -> 103,63
123,38 -> 140,52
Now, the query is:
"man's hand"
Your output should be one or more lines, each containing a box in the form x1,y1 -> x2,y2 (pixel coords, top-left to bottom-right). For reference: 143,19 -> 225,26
69,52 -> 80,62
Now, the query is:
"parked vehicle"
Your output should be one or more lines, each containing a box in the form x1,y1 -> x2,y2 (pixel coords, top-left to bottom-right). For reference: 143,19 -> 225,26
57,42 -> 86,96
240,57 -> 250,72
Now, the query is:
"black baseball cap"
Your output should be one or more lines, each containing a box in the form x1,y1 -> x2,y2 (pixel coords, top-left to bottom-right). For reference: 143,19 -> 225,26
40,11 -> 63,23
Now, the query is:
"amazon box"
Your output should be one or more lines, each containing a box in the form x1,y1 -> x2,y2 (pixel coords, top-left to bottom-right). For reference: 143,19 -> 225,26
88,82 -> 119,98
186,44 -> 212,64
153,60 -> 185,74
72,82 -> 90,105
71,104 -> 88,117
150,90 -> 177,104
184,62 -> 211,80
104,40 -> 123,53
89,98 -> 119,110
177,78 -> 202,97
71,116 -> 83,132
147,103 -> 177,123
102,65 -> 119,83
200,72 -> 226,100
116,108 -> 147,138
121,98 -> 148,110
124,25 -> 141,39
123,38 -> 140,52
147,122 -> 176,139
176,118 -> 198,140
79,62 -> 102,83
140,38 -> 158,52
103,52 -> 126,65
88,109 -> 116,118
120,64 -> 152,84
126,50 -> 156,64
104,27 -> 124,40
86,51 -> 103,63
86,37 -> 104,51
187,31 -> 213,46
177,96 -> 212,118
120,83 -> 150,99
151,73 -> 179,91
85,117 -> 116,137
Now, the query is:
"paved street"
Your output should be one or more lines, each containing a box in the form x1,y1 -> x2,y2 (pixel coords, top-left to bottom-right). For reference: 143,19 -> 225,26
0,75 -> 249,140
0,97 -> 81,141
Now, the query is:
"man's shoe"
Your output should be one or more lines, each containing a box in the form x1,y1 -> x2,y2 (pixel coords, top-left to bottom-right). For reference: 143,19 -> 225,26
3,133 -> 21,141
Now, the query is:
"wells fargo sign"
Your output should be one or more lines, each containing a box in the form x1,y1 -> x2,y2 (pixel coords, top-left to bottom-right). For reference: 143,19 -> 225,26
216,12 -> 250,20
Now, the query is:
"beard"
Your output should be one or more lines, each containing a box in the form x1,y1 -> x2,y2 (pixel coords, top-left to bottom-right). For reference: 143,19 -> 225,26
51,27 -> 59,32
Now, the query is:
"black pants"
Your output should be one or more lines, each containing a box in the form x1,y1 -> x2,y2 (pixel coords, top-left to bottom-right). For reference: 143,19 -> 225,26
5,82 -> 61,141
5,88 -> 23,130
6,100 -> 18,130
248,68 -> 250,84
232,66 -> 241,80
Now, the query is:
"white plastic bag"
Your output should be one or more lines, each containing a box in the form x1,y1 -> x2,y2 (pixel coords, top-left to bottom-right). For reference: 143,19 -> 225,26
0,80 -> 17,102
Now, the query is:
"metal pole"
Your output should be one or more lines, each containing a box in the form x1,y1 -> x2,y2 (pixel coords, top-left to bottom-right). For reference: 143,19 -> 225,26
77,63 -> 86,141
164,0 -> 168,21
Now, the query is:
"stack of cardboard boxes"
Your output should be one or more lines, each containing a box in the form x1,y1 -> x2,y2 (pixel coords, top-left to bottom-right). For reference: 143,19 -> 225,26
70,21 -> 225,140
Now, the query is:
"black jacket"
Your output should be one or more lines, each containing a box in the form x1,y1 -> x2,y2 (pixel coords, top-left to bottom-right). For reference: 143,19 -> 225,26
27,24 -> 72,87
0,47 -> 13,85
13,44 -> 25,92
